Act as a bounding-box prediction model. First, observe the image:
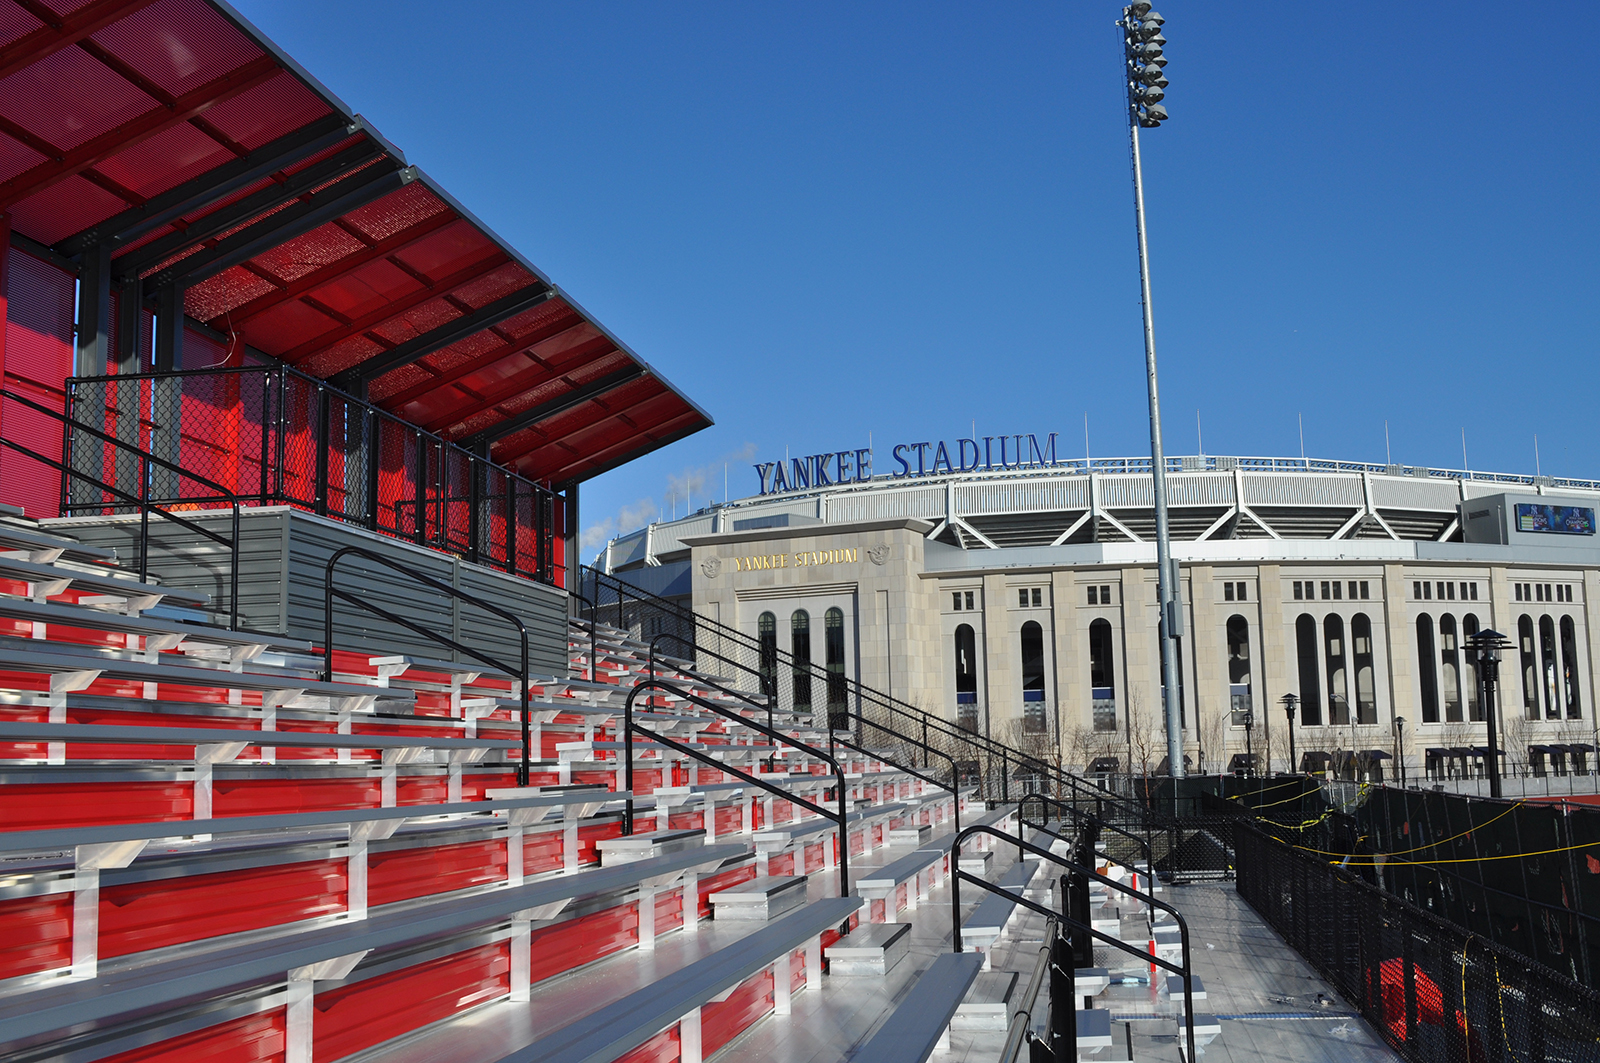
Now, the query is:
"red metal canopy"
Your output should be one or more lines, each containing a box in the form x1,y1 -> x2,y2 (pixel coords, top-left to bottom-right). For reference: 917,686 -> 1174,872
0,0 -> 710,485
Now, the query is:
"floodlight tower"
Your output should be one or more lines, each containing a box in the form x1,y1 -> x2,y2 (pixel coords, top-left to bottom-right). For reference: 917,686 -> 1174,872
1119,3 -> 1183,777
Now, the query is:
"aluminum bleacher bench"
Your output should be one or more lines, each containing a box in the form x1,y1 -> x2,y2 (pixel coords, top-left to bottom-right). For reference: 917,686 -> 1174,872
0,642 -> 410,709
0,844 -> 746,1061
0,522 -> 116,563
492,895 -> 861,1063
0,597 -> 309,658
852,952 -> 985,1063
0,787 -> 623,977
961,857 -> 1042,967
0,554 -> 208,609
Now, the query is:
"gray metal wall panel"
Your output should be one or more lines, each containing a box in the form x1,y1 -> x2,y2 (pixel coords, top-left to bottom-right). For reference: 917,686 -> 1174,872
957,477 -> 1089,516
1243,474 -> 1362,507
1369,477 -> 1461,511
43,507 -> 568,676
826,486 -> 943,522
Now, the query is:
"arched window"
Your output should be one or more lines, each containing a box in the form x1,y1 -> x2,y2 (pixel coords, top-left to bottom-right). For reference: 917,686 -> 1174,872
1439,615 -> 1462,723
1227,615 -> 1252,726
825,607 -> 847,728
1540,616 -> 1559,719
1296,614 -> 1323,725
1089,619 -> 1116,732
1325,614 -> 1350,725
1020,621 -> 1046,734
1561,615 -> 1583,719
955,623 -> 979,731
790,610 -> 812,712
1519,616 -> 1539,720
1462,614 -> 1481,721
1416,615 -> 1439,723
1352,613 -> 1376,724
758,612 -> 777,700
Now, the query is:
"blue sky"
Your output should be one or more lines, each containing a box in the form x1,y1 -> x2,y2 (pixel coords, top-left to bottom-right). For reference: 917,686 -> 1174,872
235,1 -> 1599,556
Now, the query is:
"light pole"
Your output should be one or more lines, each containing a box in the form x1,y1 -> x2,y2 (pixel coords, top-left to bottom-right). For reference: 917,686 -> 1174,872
1118,3 -> 1184,778
1468,629 -> 1510,799
1393,715 -> 1407,788
1280,693 -> 1299,775
1242,708 -> 1255,779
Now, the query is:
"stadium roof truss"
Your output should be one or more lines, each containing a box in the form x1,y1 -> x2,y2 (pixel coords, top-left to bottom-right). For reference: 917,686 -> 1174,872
0,0 -> 710,487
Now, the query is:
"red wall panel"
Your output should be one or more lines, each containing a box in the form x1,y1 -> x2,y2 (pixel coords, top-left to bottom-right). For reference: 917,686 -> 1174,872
211,776 -> 381,817
0,780 -> 191,829
0,247 -> 75,519
366,839 -> 505,908
0,891 -> 71,979
312,942 -> 509,1061
614,1027 -> 678,1063
99,860 -> 347,959
527,902 -> 638,984
701,968 -> 774,1056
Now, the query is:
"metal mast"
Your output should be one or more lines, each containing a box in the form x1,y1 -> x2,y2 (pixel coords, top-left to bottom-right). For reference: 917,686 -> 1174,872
1120,4 -> 1184,778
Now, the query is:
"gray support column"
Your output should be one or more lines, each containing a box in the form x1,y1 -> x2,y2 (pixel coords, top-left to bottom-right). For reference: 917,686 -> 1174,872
152,283 -> 182,371
564,480 -> 579,590
76,242 -> 113,373
1258,565 -> 1290,771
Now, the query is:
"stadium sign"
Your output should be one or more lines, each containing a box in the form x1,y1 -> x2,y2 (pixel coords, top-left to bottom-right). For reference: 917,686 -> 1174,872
753,433 -> 1060,496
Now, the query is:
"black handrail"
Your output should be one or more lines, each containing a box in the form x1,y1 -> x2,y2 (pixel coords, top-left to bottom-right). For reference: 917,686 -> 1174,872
322,545 -> 532,785
569,589 -> 597,682
949,822 -> 1197,1063
622,678 -> 851,908
645,631 -> 774,737
3,385 -> 242,629
827,713 -> 962,834
1020,791 -> 1154,871
585,564 -> 1153,819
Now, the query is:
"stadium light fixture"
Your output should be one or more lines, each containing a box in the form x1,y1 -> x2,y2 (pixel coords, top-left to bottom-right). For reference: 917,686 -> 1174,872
1280,693 -> 1299,775
1468,629 -> 1511,799
1119,3 -> 1183,776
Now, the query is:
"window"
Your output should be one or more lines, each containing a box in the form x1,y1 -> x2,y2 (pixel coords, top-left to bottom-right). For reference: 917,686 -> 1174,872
955,623 -> 978,709
1360,581 -> 1370,600
1018,587 -> 1043,608
1446,582 -> 1456,601
1033,588 -> 1043,607
1224,582 -> 1234,602
1540,615 -> 1559,720
1439,615 -> 1462,723
1236,581 -> 1247,601
758,612 -> 778,701
958,705 -> 979,732
1321,581 -> 1331,601
1416,615 -> 1439,724
1469,582 -> 1478,601
1089,618 -> 1116,732
1537,584 -> 1546,602
1325,614 -> 1350,725
791,610 -> 812,712
1515,583 -> 1524,602
1295,615 -> 1322,725
1519,616 -> 1539,721
1348,581 -> 1358,601
1462,614 -> 1480,722
1019,588 -> 1028,608
1333,581 -> 1342,601
1545,584 -> 1554,603
825,607 -> 847,728
965,591 -> 975,610
1561,615 -> 1583,720
1295,581 -> 1305,600
1352,613 -> 1376,723
1020,620 -> 1046,705
1087,585 -> 1098,605
1227,615 -> 1252,726
1423,582 -> 1433,600
952,592 -> 962,611
1100,585 -> 1112,604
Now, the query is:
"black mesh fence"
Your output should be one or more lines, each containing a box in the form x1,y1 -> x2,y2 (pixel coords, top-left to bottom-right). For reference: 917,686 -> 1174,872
65,365 -> 559,584
1236,821 -> 1600,1062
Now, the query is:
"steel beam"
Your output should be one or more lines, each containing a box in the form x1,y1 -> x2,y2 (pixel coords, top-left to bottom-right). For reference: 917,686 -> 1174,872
525,415 -> 710,486
59,115 -> 357,257
379,318 -> 589,411
469,366 -> 647,446
0,0 -> 161,83
0,54 -> 282,212
332,285 -> 556,390
76,242 -> 113,373
114,140 -> 390,280
152,284 -> 182,371
142,164 -> 414,292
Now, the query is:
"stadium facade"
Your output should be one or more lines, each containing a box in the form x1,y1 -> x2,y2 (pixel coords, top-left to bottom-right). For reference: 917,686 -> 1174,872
601,444 -> 1600,778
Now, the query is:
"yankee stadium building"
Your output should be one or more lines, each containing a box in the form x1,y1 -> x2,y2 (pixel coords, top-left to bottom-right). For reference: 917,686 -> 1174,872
599,433 -> 1600,779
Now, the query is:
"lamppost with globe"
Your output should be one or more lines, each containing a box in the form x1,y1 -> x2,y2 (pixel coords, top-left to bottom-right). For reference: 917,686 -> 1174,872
1280,693 -> 1299,775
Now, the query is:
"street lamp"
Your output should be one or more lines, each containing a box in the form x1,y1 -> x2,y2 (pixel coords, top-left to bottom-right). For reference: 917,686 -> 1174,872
1280,693 -> 1299,775
1118,4 -> 1183,777
1467,629 -> 1511,799
1393,716 -> 1407,788
1242,708 -> 1255,779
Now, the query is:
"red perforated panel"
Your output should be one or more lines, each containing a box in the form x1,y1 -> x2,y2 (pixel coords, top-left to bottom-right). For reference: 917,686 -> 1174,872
98,1011 -> 286,1063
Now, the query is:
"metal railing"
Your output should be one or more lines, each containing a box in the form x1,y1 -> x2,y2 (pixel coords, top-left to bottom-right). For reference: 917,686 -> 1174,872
322,545 -> 532,784
1,385 -> 241,629
65,364 -> 560,586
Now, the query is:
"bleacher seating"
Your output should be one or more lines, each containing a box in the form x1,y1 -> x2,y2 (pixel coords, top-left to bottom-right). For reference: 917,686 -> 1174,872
0,515 -> 1218,1061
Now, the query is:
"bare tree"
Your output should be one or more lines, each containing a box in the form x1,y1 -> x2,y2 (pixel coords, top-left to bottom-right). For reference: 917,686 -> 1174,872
1125,686 -> 1156,777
